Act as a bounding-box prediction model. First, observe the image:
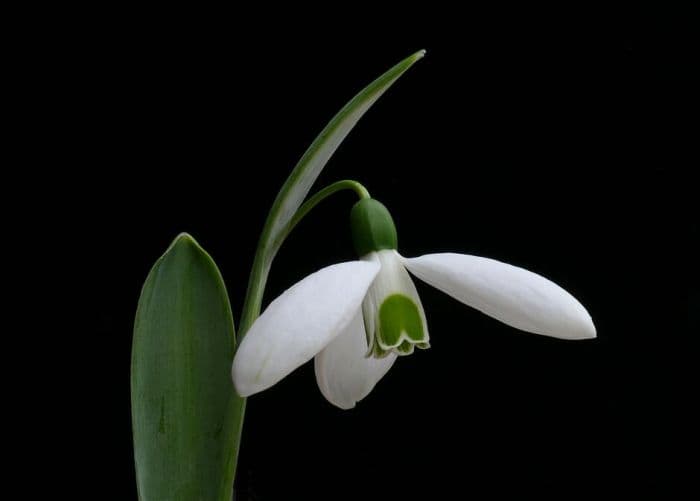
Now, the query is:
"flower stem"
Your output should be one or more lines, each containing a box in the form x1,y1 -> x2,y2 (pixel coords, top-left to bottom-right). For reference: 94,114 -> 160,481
238,179 -> 370,339
280,180 -> 370,246
232,179 -> 370,493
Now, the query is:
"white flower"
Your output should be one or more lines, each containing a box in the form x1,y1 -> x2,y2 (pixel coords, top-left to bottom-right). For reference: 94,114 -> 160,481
232,200 -> 595,409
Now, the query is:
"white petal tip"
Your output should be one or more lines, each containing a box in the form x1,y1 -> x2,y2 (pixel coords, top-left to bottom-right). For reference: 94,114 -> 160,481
329,400 -> 356,410
314,311 -> 397,411
576,318 -> 597,340
231,365 -> 261,398
234,386 -> 254,398
552,314 -> 596,340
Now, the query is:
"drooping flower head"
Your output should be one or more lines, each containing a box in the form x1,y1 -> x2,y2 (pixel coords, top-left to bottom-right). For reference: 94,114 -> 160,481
233,197 -> 595,408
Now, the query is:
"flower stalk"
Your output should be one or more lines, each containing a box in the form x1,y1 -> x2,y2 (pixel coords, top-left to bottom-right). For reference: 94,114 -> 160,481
231,51 -> 426,495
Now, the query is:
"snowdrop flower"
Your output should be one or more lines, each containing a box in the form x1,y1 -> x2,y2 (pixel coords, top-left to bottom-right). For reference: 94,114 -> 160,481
232,198 -> 595,408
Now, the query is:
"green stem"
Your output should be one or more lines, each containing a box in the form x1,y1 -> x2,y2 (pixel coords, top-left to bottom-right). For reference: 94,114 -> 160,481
280,180 -> 370,246
238,179 -> 370,337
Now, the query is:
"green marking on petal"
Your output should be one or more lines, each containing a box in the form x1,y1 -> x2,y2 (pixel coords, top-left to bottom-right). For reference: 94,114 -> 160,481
378,294 -> 426,349
396,340 -> 415,355
371,342 -> 391,359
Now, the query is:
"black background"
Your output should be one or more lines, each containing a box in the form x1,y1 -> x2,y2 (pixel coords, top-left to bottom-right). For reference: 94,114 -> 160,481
33,8 -> 695,500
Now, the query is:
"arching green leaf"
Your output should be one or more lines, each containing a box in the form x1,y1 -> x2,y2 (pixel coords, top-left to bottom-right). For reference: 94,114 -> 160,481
263,50 -> 425,261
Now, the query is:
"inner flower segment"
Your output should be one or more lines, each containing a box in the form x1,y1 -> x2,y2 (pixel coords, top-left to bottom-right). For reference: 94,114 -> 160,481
361,250 -> 430,358
378,293 -> 429,355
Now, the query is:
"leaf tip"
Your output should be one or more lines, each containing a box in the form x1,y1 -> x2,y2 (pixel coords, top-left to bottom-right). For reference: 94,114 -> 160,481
169,232 -> 199,250
160,232 -> 206,262
174,231 -> 195,243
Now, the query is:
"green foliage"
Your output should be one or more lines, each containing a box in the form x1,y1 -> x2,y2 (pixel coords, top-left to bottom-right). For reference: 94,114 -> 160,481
132,234 -> 244,501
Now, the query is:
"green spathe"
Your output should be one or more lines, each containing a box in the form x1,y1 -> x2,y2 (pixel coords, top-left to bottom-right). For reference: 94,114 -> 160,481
350,198 -> 398,257
131,233 -> 244,501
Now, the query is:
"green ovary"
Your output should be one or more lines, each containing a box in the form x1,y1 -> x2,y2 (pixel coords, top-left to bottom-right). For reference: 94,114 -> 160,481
376,294 -> 427,354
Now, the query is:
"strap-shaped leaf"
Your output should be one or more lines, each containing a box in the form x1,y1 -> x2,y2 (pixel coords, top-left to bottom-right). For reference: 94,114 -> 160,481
132,233 -> 243,501
262,49 -> 425,262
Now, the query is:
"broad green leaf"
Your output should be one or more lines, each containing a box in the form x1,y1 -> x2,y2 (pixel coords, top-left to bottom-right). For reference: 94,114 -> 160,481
263,49 -> 426,261
132,233 -> 243,501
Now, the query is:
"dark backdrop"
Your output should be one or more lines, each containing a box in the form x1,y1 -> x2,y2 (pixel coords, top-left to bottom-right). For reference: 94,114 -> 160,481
42,10 -> 694,500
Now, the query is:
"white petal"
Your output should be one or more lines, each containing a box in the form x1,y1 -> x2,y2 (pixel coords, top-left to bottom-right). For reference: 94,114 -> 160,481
401,253 -> 595,340
315,309 -> 397,409
232,260 -> 380,397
